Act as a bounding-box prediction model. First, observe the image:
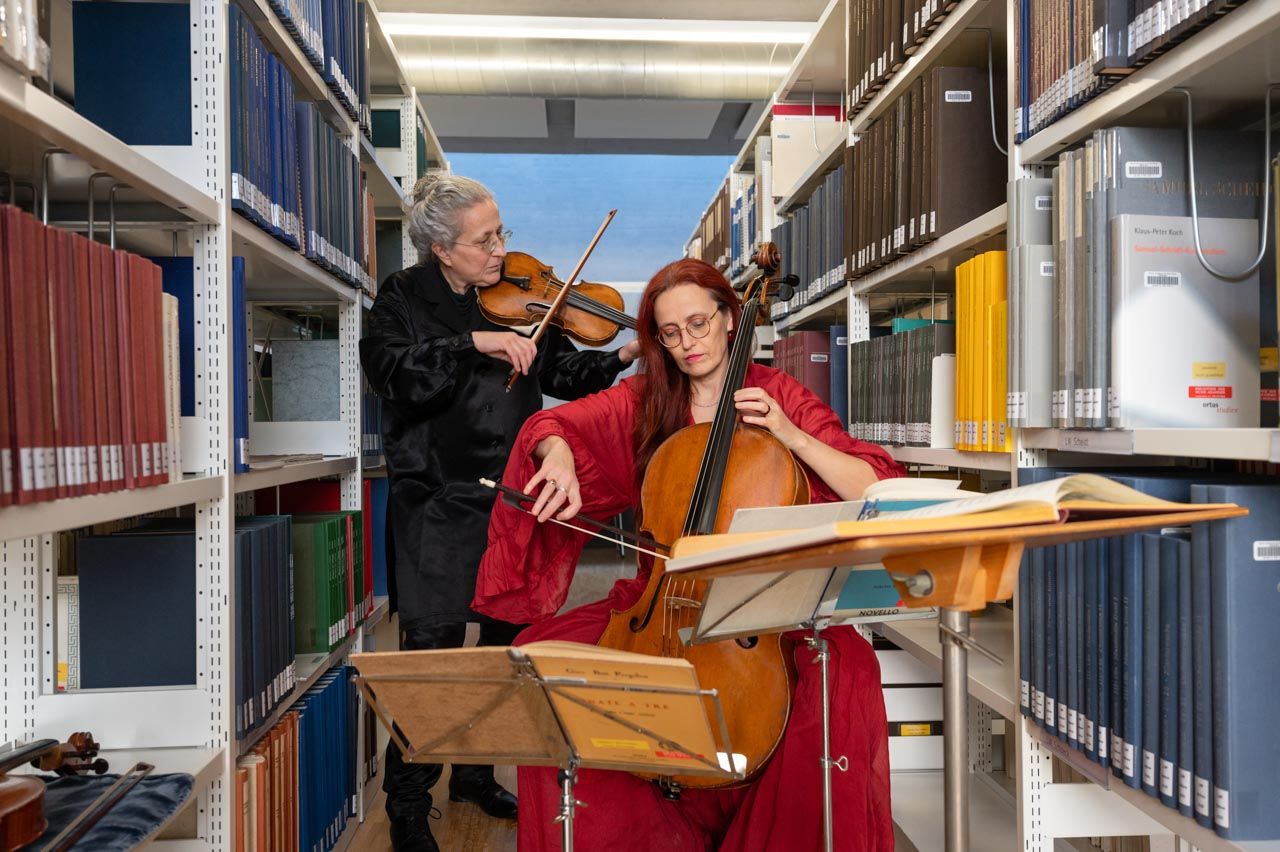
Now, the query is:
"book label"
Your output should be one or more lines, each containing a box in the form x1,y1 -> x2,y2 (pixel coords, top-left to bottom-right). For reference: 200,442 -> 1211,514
1195,778 -> 1210,816
1143,751 -> 1156,787
944,90 -> 973,103
1098,727 -> 1107,758
1143,271 -> 1180,288
1193,362 -> 1227,379
1160,759 -> 1174,797
1251,541 -> 1280,561
1215,788 -> 1229,828
1179,769 -> 1192,808
1125,161 -> 1163,179
1187,386 -> 1231,399
1039,261 -> 1055,277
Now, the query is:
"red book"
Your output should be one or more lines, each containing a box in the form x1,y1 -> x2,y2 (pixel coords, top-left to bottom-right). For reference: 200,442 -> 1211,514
27,214 -> 57,502
90,243 -> 120,491
71,233 -> 100,495
112,251 -> 136,489
0,208 -> 13,506
148,262 -> 167,481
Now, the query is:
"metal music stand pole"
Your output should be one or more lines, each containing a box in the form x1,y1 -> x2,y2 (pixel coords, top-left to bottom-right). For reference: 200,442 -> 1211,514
804,620 -> 848,852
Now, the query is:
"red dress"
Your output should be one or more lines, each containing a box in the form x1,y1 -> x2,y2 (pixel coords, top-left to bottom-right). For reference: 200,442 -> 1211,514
475,363 -> 905,851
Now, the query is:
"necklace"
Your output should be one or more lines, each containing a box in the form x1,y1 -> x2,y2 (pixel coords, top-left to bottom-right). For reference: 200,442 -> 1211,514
691,399 -> 717,408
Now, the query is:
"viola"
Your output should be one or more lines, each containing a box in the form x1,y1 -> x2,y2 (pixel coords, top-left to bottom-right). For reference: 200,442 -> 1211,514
479,250 -> 636,348
596,243 -> 807,792
0,733 -> 107,851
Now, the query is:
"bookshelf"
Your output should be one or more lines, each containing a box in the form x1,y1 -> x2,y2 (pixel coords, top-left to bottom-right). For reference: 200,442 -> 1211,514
0,0 -> 430,846
684,2 -> 1280,850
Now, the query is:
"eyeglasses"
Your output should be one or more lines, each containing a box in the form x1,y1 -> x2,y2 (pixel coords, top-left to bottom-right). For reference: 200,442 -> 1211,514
657,310 -> 720,348
456,228 -> 512,255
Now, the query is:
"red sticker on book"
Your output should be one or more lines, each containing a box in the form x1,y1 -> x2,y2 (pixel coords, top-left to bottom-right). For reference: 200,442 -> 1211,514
1188,386 -> 1232,399
1262,389 -> 1280,402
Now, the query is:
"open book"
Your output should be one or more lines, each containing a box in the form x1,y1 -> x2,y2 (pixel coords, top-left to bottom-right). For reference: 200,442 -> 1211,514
666,474 -> 1234,576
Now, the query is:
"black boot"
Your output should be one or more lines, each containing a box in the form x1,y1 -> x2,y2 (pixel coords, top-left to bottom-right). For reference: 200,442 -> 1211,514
448,764 -> 518,820
388,809 -> 441,852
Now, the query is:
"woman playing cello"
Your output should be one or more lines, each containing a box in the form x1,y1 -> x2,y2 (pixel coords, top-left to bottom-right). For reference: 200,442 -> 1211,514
475,258 -> 905,851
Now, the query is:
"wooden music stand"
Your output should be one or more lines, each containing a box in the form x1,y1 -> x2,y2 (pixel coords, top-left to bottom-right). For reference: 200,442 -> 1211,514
664,502 -> 1247,852
350,643 -> 744,851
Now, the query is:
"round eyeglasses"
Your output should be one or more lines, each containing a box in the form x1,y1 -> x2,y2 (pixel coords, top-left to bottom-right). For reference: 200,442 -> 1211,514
657,310 -> 720,348
457,228 -> 512,255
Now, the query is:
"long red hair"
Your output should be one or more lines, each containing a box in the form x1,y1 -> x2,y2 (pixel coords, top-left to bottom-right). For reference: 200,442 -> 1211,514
632,259 -> 745,483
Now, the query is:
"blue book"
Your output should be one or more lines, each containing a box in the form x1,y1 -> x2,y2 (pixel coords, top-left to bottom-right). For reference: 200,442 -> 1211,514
1158,532 -> 1185,808
1141,532 -> 1161,797
1176,534 -> 1194,818
1019,548 -> 1033,718
1066,540 -> 1080,749
1109,534 -> 1124,778
1083,537 -> 1099,761
77,533 -> 197,689
1055,543 -> 1069,741
72,3 -> 191,145
1044,543 -> 1059,736
1031,547 -> 1046,726
1097,536 -> 1113,770
829,325 -> 849,428
1190,485 -> 1215,827
1206,483 -> 1280,839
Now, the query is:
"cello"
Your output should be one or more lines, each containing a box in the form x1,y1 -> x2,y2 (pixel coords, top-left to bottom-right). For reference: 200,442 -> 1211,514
595,245 -> 804,791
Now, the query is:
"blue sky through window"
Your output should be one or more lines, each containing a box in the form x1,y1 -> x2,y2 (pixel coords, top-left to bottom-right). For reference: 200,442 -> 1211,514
448,152 -> 734,284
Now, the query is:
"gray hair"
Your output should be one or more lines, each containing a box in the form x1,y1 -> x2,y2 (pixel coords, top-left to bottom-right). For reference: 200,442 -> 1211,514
405,173 -> 494,261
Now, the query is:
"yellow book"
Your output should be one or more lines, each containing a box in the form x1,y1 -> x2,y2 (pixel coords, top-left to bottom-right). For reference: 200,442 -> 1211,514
994,299 -> 1009,451
983,251 -> 1008,451
954,258 -> 967,449
971,254 -> 986,451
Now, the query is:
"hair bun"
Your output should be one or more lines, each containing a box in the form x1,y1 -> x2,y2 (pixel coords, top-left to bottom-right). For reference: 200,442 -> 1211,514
408,173 -> 444,207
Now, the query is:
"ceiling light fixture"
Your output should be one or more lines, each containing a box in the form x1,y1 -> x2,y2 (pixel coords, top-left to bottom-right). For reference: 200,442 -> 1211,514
400,55 -> 792,77
381,13 -> 814,45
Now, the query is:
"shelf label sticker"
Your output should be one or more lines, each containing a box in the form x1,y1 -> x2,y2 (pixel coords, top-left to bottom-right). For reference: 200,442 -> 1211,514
1251,541 -> 1280,561
1035,195 -> 1053,211
1144,270 -> 1181,288
944,90 -> 973,103
1125,160 -> 1163,179
1039,261 -> 1055,277
1054,429 -> 1135,454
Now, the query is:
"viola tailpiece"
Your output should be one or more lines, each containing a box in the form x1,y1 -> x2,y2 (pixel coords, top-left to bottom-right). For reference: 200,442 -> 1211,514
0,733 -> 108,852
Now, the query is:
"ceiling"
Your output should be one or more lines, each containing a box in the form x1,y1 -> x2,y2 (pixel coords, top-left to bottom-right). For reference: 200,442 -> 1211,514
373,0 -> 830,156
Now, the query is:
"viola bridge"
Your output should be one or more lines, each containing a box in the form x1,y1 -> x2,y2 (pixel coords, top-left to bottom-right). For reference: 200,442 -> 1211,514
663,596 -> 702,610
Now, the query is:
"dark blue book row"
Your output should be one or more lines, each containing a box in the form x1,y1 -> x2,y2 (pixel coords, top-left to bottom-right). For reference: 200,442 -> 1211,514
297,101 -> 368,288
230,4 -> 303,251
1017,469 -> 1280,840
297,666 -> 359,852
362,390 -> 383,459
76,516 -> 295,740
266,0 -> 369,127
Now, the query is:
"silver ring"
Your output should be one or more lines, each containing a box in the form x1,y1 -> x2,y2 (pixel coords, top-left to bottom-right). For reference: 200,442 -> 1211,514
548,478 -> 557,487
556,485 -> 568,493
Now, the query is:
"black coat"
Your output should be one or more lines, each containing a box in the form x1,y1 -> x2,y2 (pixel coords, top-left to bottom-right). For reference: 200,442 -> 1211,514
359,262 -> 627,628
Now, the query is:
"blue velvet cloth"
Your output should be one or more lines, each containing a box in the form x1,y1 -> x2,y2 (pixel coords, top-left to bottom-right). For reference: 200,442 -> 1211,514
33,772 -> 194,850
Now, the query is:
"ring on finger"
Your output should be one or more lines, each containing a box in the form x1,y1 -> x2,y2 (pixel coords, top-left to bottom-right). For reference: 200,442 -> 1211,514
556,485 -> 567,493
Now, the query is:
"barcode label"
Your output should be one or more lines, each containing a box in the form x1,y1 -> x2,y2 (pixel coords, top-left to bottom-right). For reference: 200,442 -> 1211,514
810,354 -> 829,363
1126,160 -> 1163,179
1145,271 -> 1181,288
1039,261 -> 1055,277
1252,541 -> 1280,561
1035,194 -> 1052,211
945,90 -> 973,103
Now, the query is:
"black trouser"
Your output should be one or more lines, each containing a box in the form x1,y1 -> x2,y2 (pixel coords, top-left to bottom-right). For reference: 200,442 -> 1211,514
382,618 -> 525,821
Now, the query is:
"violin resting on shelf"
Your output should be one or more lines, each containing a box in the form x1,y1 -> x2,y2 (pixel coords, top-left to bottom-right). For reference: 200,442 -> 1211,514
0,733 -> 107,851
479,250 -> 637,348
0,733 -> 153,852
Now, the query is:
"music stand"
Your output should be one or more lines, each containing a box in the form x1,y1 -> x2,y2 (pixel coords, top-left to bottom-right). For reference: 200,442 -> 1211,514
351,643 -> 744,851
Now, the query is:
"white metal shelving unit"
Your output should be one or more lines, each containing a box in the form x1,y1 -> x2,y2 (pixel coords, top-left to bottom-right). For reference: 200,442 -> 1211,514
681,3 -> 1280,852
0,0 -> 428,845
